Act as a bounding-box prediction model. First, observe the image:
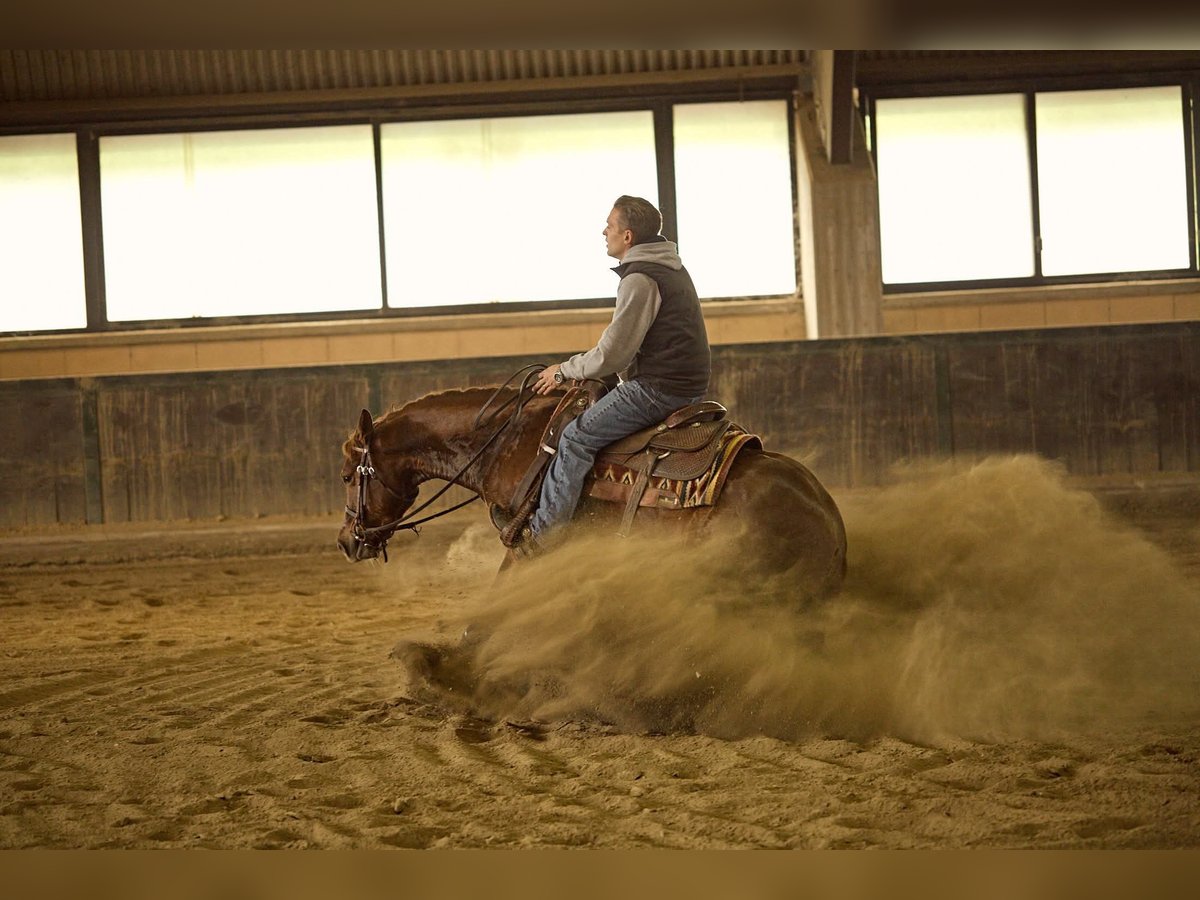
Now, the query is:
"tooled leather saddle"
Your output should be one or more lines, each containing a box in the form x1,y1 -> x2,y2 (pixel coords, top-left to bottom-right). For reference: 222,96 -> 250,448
496,382 -> 761,546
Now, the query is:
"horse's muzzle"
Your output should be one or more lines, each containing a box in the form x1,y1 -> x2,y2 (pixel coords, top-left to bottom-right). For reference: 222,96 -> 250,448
337,529 -> 380,562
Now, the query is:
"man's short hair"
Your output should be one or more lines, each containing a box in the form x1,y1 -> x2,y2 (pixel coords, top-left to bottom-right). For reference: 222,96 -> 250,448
612,195 -> 663,245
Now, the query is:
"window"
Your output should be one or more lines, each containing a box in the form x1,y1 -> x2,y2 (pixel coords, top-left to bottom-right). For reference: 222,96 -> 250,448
875,94 -> 1035,285
1036,86 -> 1190,276
3,96 -> 798,333
0,133 -> 87,332
380,111 -> 658,307
100,125 -> 382,321
674,100 -> 798,298
871,84 -> 1196,289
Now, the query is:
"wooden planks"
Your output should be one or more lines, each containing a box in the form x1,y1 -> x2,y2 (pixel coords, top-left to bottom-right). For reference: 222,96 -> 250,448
947,327 -> 1200,478
1,322 -> 1196,526
0,381 -> 86,527
711,339 -> 941,487
95,371 -> 372,523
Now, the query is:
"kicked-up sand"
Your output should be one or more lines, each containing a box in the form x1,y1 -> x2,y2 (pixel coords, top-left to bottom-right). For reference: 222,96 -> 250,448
1,455 -> 1198,849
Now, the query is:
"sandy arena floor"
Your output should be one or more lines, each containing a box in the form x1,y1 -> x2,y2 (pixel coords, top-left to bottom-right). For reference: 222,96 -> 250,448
1,457 -> 1198,849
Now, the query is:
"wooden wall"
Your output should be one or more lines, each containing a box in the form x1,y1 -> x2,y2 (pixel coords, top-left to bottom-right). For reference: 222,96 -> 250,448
1,321 -> 1196,528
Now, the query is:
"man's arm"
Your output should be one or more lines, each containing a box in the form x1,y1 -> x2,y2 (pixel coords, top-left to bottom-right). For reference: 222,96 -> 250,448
564,274 -> 660,379
533,274 -> 660,395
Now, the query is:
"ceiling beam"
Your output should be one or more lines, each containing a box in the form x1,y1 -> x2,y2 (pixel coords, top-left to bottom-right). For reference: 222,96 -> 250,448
811,50 -> 856,165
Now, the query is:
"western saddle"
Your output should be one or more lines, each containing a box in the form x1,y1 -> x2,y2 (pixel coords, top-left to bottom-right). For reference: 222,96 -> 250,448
496,382 -> 761,547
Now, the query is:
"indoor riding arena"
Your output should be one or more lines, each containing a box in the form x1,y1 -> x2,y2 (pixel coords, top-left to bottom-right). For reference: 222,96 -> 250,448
2,50 -> 1199,850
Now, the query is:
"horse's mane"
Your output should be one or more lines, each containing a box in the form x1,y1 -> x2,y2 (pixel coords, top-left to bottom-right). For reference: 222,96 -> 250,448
380,386 -> 520,424
342,386 -> 522,459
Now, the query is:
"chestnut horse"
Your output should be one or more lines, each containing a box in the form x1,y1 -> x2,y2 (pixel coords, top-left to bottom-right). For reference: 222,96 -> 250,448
337,383 -> 847,603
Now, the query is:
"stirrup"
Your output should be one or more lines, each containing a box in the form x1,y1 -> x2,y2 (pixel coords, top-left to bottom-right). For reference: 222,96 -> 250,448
490,504 -> 516,531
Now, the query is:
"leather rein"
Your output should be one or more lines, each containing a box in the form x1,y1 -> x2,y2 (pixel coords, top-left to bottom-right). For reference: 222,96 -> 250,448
343,365 -> 547,562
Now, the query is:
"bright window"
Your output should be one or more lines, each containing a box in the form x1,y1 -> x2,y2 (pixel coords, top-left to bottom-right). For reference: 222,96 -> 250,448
7,101 -> 802,332
380,111 -> 658,307
0,133 -> 87,331
100,125 -> 382,321
673,100 -> 798,298
875,94 -> 1035,284
1036,86 -> 1190,276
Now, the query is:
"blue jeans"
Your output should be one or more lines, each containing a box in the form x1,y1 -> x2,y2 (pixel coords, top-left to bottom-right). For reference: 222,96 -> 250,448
529,378 -> 704,540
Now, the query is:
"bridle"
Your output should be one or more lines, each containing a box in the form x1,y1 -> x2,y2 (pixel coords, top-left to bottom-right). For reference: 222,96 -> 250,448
342,365 -> 547,562
343,444 -> 431,562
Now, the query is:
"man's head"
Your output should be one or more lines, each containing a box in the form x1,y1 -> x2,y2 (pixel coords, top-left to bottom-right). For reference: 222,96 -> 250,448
603,195 -> 662,260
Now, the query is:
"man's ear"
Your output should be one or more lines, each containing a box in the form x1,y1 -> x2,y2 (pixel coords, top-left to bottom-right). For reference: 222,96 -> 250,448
357,408 -> 374,440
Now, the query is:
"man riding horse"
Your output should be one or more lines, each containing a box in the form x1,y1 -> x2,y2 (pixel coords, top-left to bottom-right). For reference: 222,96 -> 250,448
337,194 -> 846,595
523,195 -> 711,555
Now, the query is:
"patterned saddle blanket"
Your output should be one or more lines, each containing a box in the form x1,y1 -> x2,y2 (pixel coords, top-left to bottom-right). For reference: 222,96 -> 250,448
585,417 -> 762,516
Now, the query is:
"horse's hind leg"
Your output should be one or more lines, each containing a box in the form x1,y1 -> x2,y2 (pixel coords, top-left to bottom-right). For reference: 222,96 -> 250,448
492,550 -> 517,584
710,451 -> 848,604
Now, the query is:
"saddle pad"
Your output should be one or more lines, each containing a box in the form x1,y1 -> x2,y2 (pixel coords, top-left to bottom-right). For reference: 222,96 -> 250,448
586,426 -> 762,510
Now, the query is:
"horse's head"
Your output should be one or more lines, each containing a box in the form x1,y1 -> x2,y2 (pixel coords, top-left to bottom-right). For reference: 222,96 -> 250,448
337,408 -> 420,562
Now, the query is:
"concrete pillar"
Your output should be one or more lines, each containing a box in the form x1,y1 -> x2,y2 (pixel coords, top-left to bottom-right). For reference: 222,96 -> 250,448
794,95 -> 884,338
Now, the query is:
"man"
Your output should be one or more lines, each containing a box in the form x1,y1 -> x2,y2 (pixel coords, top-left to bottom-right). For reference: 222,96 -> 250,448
525,195 -> 711,550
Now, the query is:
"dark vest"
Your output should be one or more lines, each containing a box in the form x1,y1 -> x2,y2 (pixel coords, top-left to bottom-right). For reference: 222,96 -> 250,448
613,257 -> 711,398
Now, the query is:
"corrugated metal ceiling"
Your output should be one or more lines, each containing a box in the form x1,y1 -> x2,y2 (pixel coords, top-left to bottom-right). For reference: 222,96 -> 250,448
0,50 -> 810,103
11,50 -> 1193,115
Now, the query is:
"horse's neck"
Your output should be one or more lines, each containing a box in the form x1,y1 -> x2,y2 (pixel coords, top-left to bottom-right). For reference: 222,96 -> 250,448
378,389 -> 549,501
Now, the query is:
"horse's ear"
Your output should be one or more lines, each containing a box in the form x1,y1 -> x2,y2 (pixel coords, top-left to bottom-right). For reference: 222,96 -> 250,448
357,409 -> 374,439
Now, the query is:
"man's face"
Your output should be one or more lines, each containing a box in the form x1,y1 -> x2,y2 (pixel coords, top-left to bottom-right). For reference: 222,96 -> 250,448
603,208 -> 632,260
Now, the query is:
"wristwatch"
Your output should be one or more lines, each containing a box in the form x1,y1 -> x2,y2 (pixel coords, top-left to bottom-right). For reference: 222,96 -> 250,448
552,370 -> 565,385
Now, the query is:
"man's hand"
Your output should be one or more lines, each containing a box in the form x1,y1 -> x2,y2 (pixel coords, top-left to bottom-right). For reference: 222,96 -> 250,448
533,364 -> 563,396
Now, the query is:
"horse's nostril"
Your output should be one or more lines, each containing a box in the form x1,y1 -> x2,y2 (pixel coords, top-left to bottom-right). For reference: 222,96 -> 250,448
337,535 -> 359,562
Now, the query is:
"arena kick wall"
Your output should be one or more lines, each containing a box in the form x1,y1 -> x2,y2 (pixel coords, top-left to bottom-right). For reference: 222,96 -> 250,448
1,321 -> 1197,527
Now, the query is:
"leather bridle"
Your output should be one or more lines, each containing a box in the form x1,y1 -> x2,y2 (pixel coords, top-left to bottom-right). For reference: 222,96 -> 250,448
343,444 -> 424,562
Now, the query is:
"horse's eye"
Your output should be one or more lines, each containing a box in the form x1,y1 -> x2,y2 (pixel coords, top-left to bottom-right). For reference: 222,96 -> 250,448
342,474 -> 352,484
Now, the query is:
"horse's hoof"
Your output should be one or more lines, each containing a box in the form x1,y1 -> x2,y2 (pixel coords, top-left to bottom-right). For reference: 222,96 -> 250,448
510,526 -> 548,559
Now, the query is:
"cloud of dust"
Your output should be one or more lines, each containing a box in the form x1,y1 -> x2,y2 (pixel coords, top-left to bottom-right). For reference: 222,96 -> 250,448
845,456 -> 1200,741
397,456 -> 1200,744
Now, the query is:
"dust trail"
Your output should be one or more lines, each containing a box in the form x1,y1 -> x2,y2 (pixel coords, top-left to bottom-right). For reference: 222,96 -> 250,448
394,456 -> 1200,743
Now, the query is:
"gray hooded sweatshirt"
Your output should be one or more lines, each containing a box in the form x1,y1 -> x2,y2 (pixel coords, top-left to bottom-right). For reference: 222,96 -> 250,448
558,238 -> 710,396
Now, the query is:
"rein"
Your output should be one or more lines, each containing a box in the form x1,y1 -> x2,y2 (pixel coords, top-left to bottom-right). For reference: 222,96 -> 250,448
344,365 -> 546,561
